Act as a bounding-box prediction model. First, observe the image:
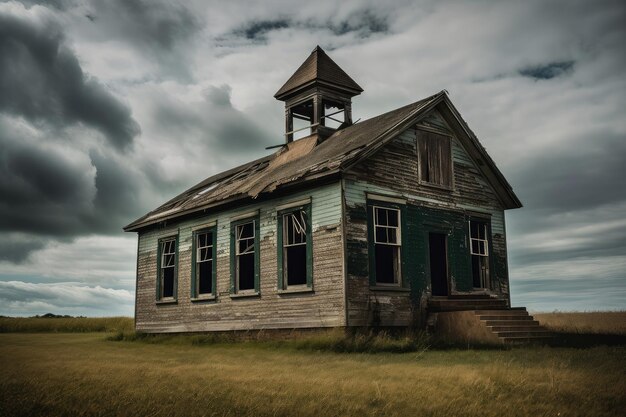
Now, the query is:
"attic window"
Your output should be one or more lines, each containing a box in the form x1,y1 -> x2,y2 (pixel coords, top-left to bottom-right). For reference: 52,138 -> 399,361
417,130 -> 452,188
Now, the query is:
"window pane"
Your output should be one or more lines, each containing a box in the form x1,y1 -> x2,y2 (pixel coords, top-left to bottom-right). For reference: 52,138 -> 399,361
375,208 -> 388,226
285,245 -> 307,286
198,260 -> 212,294
375,245 -> 400,284
238,222 -> 254,239
375,226 -> 387,243
387,210 -> 398,227
162,267 -> 174,298
387,228 -> 397,244
238,253 -> 255,290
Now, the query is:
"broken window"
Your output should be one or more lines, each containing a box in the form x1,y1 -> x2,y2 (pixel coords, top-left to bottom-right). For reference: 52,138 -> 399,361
235,220 -> 256,292
373,206 -> 401,285
159,238 -> 176,299
194,230 -> 214,296
469,221 -> 490,288
281,208 -> 309,287
417,130 -> 452,188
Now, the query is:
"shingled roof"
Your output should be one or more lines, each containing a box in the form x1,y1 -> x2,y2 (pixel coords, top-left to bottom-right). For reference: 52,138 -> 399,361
124,90 -> 521,231
274,46 -> 363,100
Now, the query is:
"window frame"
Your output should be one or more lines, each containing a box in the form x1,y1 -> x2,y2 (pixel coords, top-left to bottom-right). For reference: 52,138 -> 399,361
191,226 -> 217,301
367,201 -> 406,288
416,128 -> 454,190
156,234 -> 178,302
230,217 -> 260,296
277,203 -> 313,291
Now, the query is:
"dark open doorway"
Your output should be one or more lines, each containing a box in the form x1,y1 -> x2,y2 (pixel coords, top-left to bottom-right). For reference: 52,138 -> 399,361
429,233 -> 448,296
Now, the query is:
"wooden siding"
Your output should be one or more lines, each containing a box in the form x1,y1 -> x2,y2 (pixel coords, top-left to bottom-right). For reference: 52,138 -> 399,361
135,183 -> 344,333
344,109 -> 510,326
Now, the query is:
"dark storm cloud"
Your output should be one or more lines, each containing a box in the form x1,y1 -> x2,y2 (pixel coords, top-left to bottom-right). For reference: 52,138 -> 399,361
230,8 -> 389,42
519,61 -> 575,80
0,239 -> 45,263
236,19 -> 291,40
89,0 -> 200,51
0,10 -> 140,150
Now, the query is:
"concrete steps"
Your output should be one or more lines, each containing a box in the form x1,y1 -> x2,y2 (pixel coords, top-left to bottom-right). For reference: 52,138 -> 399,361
479,309 -> 552,345
429,296 -> 552,345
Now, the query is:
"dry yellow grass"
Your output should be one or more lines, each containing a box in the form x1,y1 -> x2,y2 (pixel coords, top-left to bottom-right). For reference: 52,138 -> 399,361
1,333 -> 624,417
534,311 -> 626,335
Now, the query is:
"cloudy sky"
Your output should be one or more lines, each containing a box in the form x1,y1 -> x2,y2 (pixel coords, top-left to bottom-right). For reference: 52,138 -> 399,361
1,0 -> 624,316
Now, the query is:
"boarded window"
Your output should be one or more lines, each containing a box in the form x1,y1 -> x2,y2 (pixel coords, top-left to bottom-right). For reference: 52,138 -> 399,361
235,221 -> 256,291
373,207 -> 401,285
195,231 -> 214,295
159,238 -> 176,298
282,209 -> 308,287
417,130 -> 452,187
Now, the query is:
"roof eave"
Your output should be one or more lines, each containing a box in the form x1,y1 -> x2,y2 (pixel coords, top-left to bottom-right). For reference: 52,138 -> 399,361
122,169 -> 342,233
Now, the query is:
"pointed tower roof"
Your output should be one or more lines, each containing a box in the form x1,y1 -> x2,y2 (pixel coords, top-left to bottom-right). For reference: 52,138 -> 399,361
274,46 -> 363,100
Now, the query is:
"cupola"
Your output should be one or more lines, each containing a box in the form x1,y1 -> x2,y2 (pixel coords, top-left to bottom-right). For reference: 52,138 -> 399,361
275,46 -> 363,142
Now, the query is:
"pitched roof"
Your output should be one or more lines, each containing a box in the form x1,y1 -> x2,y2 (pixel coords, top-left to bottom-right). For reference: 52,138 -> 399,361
124,91 -> 521,232
274,46 -> 363,100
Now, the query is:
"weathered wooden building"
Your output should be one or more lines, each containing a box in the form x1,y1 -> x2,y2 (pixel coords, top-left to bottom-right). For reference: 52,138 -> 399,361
125,47 -> 545,342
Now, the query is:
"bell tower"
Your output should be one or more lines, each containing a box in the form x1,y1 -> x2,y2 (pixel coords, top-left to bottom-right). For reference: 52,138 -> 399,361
274,46 -> 363,142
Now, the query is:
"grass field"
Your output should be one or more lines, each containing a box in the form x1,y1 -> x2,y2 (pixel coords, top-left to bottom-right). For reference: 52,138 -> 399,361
0,313 -> 624,416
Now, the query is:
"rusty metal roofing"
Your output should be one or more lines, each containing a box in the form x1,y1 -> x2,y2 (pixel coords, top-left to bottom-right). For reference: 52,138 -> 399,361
124,90 -> 521,231
274,46 -> 363,99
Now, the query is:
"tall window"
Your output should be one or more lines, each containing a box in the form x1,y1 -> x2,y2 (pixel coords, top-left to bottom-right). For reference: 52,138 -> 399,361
233,219 -> 257,293
417,130 -> 452,188
278,206 -> 312,289
469,221 -> 490,288
192,229 -> 216,298
372,206 -> 401,285
158,237 -> 177,300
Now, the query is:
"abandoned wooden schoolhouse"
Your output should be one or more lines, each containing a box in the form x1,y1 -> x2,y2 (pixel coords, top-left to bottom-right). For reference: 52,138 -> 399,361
125,46 -> 549,343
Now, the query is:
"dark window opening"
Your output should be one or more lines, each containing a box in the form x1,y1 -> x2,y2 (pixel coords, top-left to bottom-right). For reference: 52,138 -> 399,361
162,267 -> 174,298
282,209 -> 308,287
196,231 -> 213,295
375,244 -> 399,284
160,238 -> 176,299
418,131 -> 452,187
286,245 -> 307,285
236,221 -> 256,292
373,207 -> 401,285
322,100 -> 345,129
238,253 -> 255,290
429,233 -> 448,296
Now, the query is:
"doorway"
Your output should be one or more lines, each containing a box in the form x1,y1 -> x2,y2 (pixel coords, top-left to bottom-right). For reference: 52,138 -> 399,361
429,233 -> 448,296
